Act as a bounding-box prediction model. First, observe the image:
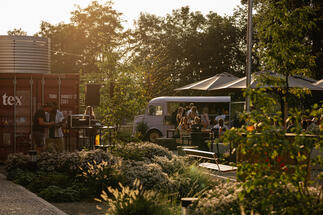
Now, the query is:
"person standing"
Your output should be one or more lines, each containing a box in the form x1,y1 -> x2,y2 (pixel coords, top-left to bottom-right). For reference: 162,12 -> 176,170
84,106 -> 97,148
200,107 -> 210,129
47,102 -> 65,153
32,103 -> 55,153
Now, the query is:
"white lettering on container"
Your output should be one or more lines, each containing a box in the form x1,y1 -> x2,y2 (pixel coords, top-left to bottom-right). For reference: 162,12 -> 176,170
2,93 -> 22,106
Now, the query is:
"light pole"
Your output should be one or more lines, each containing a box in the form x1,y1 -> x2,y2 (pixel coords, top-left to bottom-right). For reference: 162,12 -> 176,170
246,0 -> 253,112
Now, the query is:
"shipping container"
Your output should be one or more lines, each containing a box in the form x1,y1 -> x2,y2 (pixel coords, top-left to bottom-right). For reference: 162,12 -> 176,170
0,73 -> 79,162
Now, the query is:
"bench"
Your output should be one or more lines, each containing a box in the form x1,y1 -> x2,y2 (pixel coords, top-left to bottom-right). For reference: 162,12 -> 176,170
183,148 -> 237,173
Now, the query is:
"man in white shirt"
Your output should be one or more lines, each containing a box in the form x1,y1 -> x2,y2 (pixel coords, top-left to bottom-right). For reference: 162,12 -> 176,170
47,102 -> 65,153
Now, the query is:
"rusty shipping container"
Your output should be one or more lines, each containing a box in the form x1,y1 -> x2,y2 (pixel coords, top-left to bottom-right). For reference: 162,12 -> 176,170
0,73 -> 79,162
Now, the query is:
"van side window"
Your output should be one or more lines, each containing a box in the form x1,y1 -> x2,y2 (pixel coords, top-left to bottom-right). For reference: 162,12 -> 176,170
148,105 -> 163,116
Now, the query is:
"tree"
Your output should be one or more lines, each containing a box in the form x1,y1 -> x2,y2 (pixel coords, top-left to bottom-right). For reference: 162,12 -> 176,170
129,7 -> 245,98
97,62 -> 148,129
7,28 -> 27,36
254,0 -> 317,124
36,0 -> 123,74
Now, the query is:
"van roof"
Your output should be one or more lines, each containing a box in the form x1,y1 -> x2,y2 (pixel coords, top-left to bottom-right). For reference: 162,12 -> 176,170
149,96 -> 231,103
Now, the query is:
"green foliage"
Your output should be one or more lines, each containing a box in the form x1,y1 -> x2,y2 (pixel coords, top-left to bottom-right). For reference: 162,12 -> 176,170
113,142 -> 173,162
80,160 -> 120,196
38,185 -> 80,202
116,131 -> 141,143
130,6 -> 245,97
7,28 -> 27,36
98,179 -> 179,215
256,0 -> 316,78
174,164 -> 217,199
97,64 -> 148,128
223,88 -> 323,214
135,121 -> 149,140
36,0 -> 123,74
190,181 -> 241,215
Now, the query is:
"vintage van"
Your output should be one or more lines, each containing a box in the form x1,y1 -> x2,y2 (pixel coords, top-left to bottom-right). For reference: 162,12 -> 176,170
133,96 -> 232,142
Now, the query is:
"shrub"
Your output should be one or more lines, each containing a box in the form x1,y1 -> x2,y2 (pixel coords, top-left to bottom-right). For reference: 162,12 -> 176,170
38,185 -> 80,202
152,156 -> 185,175
114,142 -> 173,162
119,160 -> 174,192
116,131 -> 141,143
6,153 -> 31,173
11,169 -> 36,187
136,121 -> 149,140
80,160 -> 121,196
174,164 -> 217,199
97,179 -> 180,215
190,181 -> 241,215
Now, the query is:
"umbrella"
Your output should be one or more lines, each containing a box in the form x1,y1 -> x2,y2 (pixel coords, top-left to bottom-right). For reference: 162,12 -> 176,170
313,79 -> 323,88
211,71 -> 322,91
175,72 -> 239,91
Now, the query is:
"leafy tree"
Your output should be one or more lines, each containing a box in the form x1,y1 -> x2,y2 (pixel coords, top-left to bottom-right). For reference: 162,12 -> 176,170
37,21 -> 84,73
7,28 -> 27,36
129,7 -> 245,97
96,61 -> 148,129
253,0 -> 317,123
36,0 -> 123,74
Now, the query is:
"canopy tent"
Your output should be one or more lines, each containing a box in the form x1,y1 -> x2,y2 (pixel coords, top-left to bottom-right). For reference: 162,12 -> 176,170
313,79 -> 323,89
175,72 -> 239,91
210,71 -> 322,91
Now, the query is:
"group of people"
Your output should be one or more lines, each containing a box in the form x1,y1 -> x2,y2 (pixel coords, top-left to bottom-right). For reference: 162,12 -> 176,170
32,102 -> 65,153
175,103 -> 229,138
32,104 -> 98,153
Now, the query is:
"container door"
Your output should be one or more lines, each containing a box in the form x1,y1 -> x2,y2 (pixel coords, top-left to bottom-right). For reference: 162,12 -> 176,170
0,77 -> 14,161
15,77 -> 32,153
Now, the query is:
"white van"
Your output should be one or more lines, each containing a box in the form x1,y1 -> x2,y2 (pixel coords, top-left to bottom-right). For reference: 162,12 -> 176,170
133,96 -> 232,142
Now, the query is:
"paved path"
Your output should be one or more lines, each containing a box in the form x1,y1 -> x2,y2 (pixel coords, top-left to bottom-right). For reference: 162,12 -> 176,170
0,173 -> 67,215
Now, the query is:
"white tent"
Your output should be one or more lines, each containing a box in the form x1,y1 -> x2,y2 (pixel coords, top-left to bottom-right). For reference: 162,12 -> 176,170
175,72 -> 239,91
313,79 -> 323,89
210,71 -> 322,91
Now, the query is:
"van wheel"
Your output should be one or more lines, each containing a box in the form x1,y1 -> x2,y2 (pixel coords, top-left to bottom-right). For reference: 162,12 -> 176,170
148,130 -> 161,143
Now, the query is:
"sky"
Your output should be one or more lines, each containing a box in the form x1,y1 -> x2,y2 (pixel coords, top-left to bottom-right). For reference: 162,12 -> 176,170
0,0 -> 241,35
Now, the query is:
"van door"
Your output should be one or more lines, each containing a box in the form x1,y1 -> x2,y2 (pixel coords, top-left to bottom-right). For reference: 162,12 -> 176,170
144,103 -> 164,136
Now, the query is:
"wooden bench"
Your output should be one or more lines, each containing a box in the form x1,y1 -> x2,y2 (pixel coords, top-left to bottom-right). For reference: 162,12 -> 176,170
183,148 -> 237,173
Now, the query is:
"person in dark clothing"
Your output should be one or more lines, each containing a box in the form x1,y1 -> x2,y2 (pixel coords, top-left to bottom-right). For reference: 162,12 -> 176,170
191,116 -> 203,132
32,104 -> 55,153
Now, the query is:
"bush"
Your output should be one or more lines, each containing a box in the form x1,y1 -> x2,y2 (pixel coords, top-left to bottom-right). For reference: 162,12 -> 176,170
119,160 -> 174,192
191,181 -> 241,215
38,185 -> 80,202
152,156 -> 185,175
98,179 -> 180,215
114,142 -> 173,162
135,121 -> 149,140
174,164 -> 217,199
6,153 -> 31,173
116,131 -> 141,143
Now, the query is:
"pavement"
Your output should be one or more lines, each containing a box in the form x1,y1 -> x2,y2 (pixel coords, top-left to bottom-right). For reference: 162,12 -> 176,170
0,173 -> 67,215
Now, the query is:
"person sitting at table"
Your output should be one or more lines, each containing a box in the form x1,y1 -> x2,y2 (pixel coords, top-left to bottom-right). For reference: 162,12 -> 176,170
191,116 -> 203,132
178,116 -> 191,138
215,109 -> 226,122
212,118 -> 228,138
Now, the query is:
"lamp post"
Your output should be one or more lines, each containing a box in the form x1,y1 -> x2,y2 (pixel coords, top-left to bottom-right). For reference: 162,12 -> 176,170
246,0 -> 253,112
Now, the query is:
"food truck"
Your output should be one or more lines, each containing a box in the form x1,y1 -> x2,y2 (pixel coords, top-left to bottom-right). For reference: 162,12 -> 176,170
133,96 -> 232,142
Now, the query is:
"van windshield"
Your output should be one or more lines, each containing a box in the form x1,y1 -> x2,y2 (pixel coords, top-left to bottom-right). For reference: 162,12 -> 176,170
148,104 -> 163,116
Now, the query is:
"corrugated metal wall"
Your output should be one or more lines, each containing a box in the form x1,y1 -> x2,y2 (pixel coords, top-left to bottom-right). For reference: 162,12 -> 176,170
0,73 -> 79,162
0,36 -> 50,74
